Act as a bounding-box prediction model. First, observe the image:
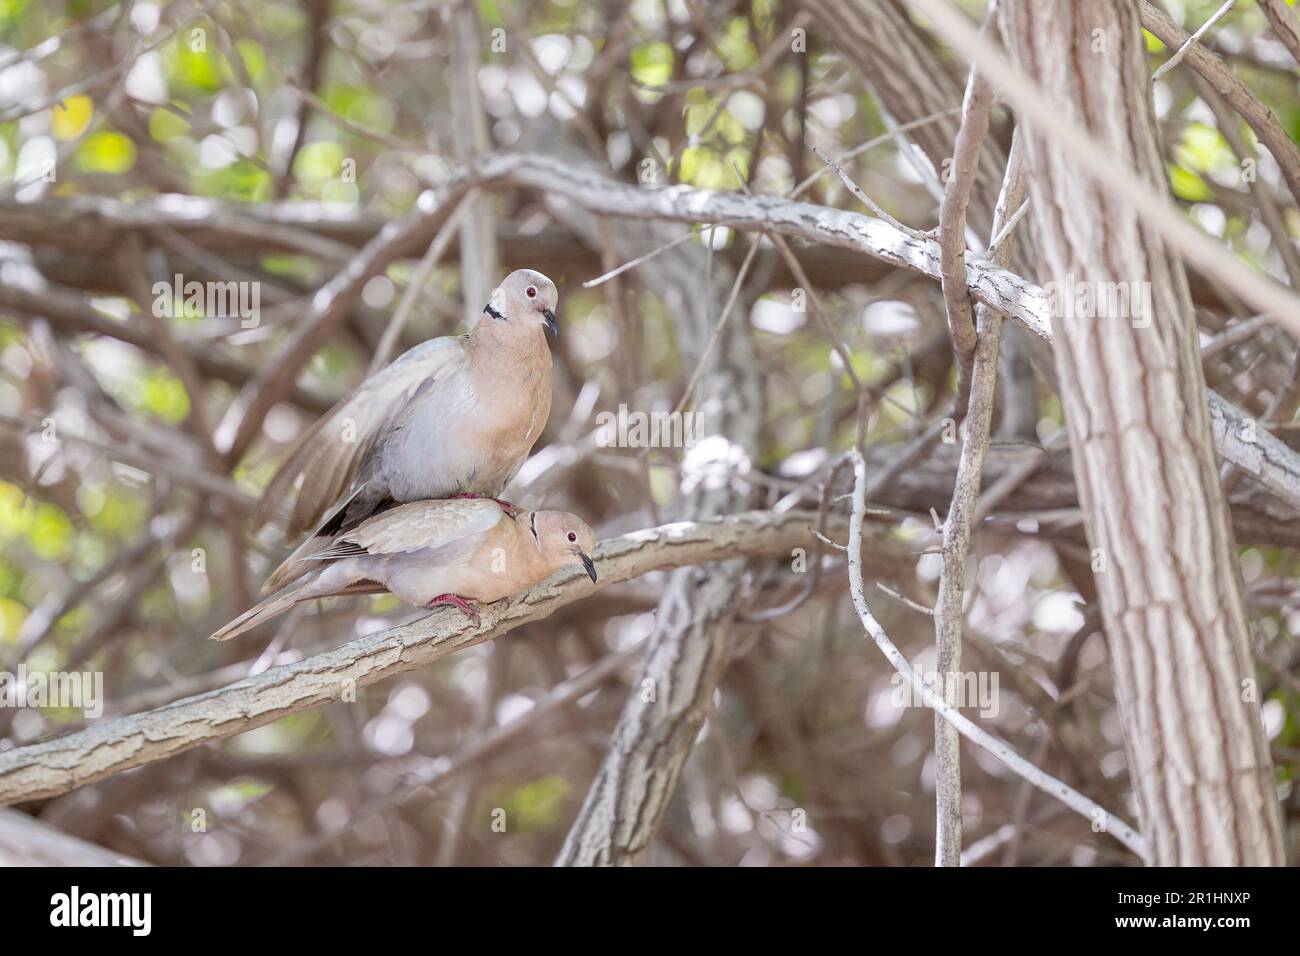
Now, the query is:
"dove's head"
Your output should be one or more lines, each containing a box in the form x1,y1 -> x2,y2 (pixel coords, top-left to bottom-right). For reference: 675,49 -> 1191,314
532,510 -> 598,583
484,269 -> 559,337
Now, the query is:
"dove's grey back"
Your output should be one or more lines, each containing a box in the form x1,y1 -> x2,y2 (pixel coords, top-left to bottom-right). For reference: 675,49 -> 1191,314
357,357 -> 487,502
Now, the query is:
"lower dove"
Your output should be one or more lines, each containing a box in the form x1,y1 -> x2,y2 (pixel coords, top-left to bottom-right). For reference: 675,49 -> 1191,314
257,269 -> 559,593
212,498 -> 597,641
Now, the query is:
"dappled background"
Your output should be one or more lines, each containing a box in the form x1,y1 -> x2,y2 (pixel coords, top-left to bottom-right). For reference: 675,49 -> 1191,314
0,0 -> 1298,865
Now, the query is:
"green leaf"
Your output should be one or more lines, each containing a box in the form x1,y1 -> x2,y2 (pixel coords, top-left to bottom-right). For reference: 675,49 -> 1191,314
0,596 -> 26,644
630,41 -> 672,87
1169,163 -> 1214,202
29,504 -> 73,561
140,367 -> 191,424
502,775 -> 570,831
75,130 -> 136,174
194,160 -> 271,202
166,27 -> 223,93
0,481 -> 33,537
148,107 -> 190,143
51,94 -> 93,140
1176,122 -> 1234,174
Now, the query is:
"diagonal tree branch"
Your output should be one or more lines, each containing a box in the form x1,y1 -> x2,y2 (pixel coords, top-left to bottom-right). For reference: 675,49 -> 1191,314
5,150 -> 1300,509
461,150 -> 1300,511
0,510 -> 885,807
1141,0 -> 1300,207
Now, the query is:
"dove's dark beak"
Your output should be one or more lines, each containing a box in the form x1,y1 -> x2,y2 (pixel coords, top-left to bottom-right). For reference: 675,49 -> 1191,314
579,552 -> 597,583
543,309 -> 558,338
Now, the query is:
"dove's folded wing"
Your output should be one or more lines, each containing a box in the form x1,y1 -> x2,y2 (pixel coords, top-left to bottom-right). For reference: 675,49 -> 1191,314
254,337 -> 466,535
309,499 -> 506,561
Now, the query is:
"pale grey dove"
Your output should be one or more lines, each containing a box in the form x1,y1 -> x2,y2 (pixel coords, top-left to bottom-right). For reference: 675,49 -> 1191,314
257,269 -> 559,593
212,498 -> 597,641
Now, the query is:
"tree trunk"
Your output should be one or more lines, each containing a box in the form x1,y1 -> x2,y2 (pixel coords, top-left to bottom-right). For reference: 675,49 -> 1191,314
547,143 -> 764,865
1002,0 -> 1283,865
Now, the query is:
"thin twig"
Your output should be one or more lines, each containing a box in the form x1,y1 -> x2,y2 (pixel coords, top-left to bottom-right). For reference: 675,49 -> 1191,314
845,449 -> 1147,861
810,145 -> 930,241
1151,0 -> 1238,82
668,236 -> 761,418
932,120 -> 1026,867
790,109 -> 962,199
583,222 -> 737,289
368,193 -> 470,374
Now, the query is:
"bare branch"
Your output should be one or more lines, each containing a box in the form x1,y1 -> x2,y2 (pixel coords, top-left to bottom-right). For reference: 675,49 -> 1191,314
0,510 -> 878,806
1141,0 -> 1300,207
0,808 -> 147,866
1150,0 -> 1238,82
846,449 -> 1147,861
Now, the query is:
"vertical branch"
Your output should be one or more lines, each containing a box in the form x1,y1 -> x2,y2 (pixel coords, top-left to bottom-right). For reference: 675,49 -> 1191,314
930,8 -> 1001,863
933,129 -> 1027,866
550,163 -> 763,864
803,0 -> 1042,435
936,6 -> 997,372
448,0 -> 499,326
271,0 -> 331,199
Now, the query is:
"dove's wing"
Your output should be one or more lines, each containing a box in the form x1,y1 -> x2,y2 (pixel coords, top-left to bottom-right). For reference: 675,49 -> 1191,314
309,498 -> 506,561
255,336 -> 467,535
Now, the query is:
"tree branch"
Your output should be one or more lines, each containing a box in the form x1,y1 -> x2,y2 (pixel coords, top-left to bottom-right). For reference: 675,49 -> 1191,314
1141,0 -> 1300,207
931,83 -> 1020,865
465,150 -> 1300,511
0,808 -> 146,866
6,149 -> 1300,507
847,449 -> 1147,861
0,510 -> 882,806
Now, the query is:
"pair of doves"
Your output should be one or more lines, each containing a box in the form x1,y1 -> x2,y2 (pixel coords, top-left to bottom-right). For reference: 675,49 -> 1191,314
211,270 -> 597,641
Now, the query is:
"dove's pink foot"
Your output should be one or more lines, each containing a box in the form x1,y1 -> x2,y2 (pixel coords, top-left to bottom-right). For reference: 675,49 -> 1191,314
450,492 -> 519,518
427,593 -> 481,626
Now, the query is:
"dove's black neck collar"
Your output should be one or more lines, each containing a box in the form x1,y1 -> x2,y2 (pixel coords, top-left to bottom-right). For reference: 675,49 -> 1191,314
484,303 -> 506,322
528,511 -> 540,547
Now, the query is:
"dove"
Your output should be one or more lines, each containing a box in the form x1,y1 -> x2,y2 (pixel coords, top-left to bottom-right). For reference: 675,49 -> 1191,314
257,269 -> 559,593
211,498 -> 597,641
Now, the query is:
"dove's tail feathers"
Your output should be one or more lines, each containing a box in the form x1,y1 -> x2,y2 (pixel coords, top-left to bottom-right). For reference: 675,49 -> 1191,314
261,534 -> 323,596
261,483 -> 380,596
251,411 -> 335,532
211,574 -> 326,642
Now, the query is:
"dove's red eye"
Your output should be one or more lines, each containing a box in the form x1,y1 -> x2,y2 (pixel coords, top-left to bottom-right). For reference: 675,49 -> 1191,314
567,531 -> 577,542
526,286 -> 538,298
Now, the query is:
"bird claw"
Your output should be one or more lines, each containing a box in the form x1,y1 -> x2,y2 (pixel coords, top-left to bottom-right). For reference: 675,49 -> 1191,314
449,492 -> 519,518
426,593 -> 481,627
490,498 -> 520,518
